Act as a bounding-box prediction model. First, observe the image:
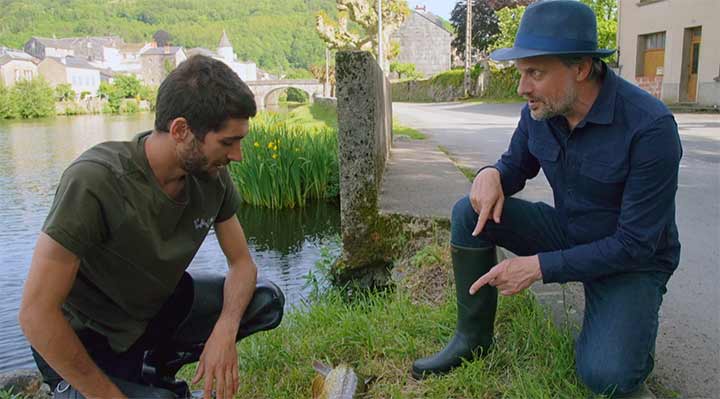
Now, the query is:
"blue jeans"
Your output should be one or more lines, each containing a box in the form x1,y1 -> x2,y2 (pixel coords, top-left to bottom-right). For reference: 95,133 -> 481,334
451,195 -> 670,396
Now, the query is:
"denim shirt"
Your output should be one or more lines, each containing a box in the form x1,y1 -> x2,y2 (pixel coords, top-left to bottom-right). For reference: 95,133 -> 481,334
493,66 -> 682,284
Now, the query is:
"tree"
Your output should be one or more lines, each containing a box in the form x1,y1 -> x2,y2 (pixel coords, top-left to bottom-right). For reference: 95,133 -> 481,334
390,62 -> 422,80
450,0 -> 532,56
309,63 -> 336,96
113,75 -> 143,98
315,0 -> 410,65
10,78 -> 55,119
55,83 -> 76,102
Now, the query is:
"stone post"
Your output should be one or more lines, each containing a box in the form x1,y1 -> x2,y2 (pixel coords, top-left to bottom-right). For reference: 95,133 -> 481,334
334,51 -> 393,285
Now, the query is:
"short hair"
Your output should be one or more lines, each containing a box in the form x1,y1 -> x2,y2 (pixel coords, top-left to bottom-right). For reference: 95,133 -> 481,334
154,54 -> 257,141
557,55 -> 605,82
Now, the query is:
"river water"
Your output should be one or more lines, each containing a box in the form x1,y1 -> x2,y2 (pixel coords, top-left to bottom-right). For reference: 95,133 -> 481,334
0,112 -> 340,373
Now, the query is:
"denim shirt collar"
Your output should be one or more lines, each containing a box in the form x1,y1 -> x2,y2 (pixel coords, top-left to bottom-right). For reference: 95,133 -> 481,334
578,62 -> 618,127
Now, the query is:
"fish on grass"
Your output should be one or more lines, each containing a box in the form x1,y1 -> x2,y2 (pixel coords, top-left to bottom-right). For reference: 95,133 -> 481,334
311,361 -> 365,399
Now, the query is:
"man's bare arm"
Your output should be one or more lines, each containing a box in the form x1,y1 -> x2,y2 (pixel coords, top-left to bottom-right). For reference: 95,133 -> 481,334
18,232 -> 126,398
192,216 -> 257,399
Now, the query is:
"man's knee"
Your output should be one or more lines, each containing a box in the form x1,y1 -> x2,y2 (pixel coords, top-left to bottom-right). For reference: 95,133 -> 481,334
576,353 -> 646,395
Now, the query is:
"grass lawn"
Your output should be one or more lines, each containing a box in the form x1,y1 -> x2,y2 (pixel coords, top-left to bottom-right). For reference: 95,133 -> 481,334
179,228 -> 594,398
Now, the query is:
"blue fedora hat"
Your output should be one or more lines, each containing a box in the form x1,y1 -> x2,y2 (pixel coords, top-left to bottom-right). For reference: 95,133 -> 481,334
490,0 -> 615,61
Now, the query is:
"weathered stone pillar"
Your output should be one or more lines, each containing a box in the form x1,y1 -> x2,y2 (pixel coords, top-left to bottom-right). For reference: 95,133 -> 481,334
334,51 -> 393,285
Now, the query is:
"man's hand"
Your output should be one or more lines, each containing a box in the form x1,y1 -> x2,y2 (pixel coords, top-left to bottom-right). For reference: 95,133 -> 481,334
192,320 -> 239,399
470,168 -> 505,236
469,255 -> 543,296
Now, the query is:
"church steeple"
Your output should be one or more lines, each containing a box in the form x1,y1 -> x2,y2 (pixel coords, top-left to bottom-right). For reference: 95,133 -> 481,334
218,30 -> 232,49
218,30 -> 234,62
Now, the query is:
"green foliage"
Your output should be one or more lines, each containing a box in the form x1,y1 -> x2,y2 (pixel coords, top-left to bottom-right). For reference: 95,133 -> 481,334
0,83 -> 13,119
119,99 -> 140,113
9,78 -> 55,119
286,87 -> 309,103
55,83 -> 75,101
285,102 -> 337,130
0,0 -> 339,74
483,65 -> 521,99
493,6 -> 526,53
113,75 -> 143,99
431,69 -> 465,88
450,0 -> 532,55
0,388 -> 28,399
390,62 -> 423,80
227,111 -> 339,209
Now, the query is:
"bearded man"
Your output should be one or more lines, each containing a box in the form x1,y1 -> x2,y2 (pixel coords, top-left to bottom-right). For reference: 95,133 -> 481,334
20,55 -> 284,399
412,1 -> 682,397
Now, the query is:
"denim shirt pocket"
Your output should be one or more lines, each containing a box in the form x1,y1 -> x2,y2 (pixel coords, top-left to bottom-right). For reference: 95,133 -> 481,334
578,159 -> 628,206
529,139 -> 560,181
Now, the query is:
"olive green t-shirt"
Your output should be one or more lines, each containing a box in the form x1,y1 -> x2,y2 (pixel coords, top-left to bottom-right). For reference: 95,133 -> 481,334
42,131 -> 240,352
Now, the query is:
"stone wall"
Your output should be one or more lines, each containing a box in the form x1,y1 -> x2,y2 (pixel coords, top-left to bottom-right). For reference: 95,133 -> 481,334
392,11 -> 452,78
334,51 -> 393,284
636,76 -> 663,99
391,78 -> 465,102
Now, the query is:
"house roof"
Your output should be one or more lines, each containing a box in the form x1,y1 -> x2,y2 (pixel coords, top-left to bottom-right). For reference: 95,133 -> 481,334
186,47 -> 217,58
413,10 -> 452,34
44,56 -> 102,71
30,36 -> 125,50
218,30 -> 233,48
0,48 -> 37,65
142,46 -> 184,56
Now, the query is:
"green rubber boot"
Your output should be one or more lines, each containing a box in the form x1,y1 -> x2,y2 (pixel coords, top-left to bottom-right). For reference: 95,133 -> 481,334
411,244 -> 498,379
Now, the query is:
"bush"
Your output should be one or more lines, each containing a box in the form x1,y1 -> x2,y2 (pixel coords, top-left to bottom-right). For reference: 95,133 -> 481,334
119,99 -> 140,113
55,83 -> 76,101
390,62 -> 423,80
10,78 -> 55,119
0,83 -> 13,119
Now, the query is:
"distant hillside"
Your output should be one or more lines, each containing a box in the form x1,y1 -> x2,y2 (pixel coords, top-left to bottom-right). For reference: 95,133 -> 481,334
0,0 -> 338,75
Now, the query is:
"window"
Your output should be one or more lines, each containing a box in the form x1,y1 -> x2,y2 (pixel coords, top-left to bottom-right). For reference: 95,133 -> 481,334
636,31 -> 666,77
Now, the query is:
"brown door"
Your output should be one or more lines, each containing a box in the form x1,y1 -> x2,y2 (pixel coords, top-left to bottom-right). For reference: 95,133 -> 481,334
687,29 -> 701,102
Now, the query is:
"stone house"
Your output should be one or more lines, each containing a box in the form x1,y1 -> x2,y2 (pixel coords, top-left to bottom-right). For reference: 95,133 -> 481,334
0,48 -> 39,87
38,56 -> 102,97
139,46 -> 187,86
617,0 -> 719,106
391,6 -> 453,77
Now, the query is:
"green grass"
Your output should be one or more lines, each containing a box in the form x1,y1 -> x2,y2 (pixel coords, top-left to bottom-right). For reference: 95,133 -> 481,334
228,111 -> 339,209
437,145 -> 477,181
0,389 -> 28,399
285,102 -> 338,130
178,230 -> 593,398
393,119 -> 427,140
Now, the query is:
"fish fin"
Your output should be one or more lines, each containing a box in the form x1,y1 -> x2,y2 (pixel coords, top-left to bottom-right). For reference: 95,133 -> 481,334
313,360 -> 333,376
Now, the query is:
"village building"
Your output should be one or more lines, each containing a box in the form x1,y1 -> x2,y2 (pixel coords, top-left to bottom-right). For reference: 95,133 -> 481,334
392,6 -> 453,78
0,47 -> 39,87
617,0 -> 719,106
139,46 -> 187,86
38,56 -> 102,97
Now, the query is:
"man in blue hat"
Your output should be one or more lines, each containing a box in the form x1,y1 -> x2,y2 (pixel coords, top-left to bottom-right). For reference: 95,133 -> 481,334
412,1 -> 681,397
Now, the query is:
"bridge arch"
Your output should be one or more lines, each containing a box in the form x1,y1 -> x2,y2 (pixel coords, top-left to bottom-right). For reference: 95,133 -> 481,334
247,80 -> 324,109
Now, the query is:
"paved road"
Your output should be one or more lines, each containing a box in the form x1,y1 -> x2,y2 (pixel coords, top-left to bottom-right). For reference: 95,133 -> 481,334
394,101 -> 720,398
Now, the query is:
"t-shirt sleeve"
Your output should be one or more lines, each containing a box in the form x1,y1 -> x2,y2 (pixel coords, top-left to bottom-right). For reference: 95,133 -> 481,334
42,161 -> 118,257
215,167 -> 241,223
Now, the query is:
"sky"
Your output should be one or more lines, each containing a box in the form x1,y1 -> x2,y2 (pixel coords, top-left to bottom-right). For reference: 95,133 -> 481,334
407,0 -> 459,20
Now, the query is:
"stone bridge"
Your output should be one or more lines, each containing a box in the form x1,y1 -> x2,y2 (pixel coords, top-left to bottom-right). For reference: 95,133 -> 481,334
247,80 -> 324,109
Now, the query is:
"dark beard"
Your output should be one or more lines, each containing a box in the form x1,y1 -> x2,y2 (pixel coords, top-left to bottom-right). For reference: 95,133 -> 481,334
179,138 -> 213,179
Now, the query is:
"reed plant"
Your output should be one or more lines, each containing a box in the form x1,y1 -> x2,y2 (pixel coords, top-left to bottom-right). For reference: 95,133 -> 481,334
228,112 -> 339,209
